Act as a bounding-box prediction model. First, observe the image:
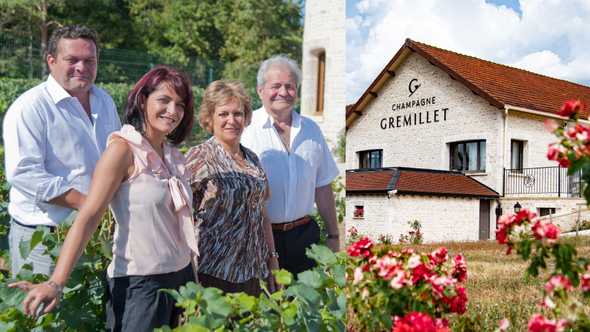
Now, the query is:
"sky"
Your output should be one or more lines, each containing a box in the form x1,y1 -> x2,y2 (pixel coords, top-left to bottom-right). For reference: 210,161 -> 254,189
346,0 -> 590,103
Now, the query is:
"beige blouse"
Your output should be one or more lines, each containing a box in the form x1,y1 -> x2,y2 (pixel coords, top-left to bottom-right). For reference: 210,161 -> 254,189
107,125 -> 198,278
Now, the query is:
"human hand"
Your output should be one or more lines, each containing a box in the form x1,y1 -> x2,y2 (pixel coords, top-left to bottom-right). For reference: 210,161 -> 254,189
267,257 -> 280,292
9,280 -> 62,318
326,237 -> 340,252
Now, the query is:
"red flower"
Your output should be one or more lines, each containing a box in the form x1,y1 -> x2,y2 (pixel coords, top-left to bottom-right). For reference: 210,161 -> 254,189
581,265 -> 590,293
514,209 -> 537,225
557,100 -> 583,118
452,254 -> 468,282
347,237 -> 373,258
532,220 -> 561,244
527,314 -> 568,332
448,285 -> 468,314
429,247 -> 448,266
495,214 -> 511,245
392,312 -> 449,332
411,264 -> 433,284
547,144 -> 560,161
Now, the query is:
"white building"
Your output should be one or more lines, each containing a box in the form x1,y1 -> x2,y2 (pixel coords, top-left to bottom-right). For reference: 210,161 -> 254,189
346,39 -> 590,242
301,0 -> 347,244
301,0 -> 346,156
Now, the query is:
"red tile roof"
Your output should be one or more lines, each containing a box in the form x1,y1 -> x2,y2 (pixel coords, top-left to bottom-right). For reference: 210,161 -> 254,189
346,169 -> 397,192
347,39 -> 590,128
346,167 -> 499,198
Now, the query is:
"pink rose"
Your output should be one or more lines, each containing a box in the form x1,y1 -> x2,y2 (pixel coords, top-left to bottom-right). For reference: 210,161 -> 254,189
527,314 -> 568,332
498,318 -> 510,331
452,254 -> 468,282
532,220 -> 561,243
376,255 -> 401,280
390,270 -> 408,289
429,247 -> 449,266
544,274 -> 572,294
392,312 -> 449,332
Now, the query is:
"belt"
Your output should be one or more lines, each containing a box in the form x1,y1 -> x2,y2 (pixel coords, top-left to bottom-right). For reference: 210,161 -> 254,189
12,218 -> 56,232
271,215 -> 311,232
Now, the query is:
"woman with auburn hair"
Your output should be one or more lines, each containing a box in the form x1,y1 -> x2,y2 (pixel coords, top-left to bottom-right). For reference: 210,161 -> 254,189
10,65 -> 198,331
185,80 -> 279,295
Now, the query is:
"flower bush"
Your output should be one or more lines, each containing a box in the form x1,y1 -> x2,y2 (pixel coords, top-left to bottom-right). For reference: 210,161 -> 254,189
347,237 -> 468,331
496,208 -> 590,331
495,99 -> 590,332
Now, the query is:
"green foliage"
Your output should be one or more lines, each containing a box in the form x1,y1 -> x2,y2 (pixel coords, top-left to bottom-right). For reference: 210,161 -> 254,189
335,133 -> 345,163
0,78 -> 211,147
158,244 -> 346,331
129,0 -> 302,94
0,213 -> 114,330
313,177 -> 346,244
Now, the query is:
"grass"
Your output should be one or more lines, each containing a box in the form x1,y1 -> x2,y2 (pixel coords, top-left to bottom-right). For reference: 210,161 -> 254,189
404,236 -> 590,331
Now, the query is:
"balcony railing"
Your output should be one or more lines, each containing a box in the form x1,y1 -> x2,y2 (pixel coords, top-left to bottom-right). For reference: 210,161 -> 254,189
503,166 -> 582,197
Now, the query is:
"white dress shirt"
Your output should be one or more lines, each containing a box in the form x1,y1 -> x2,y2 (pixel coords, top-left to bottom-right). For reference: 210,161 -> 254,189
3,75 -> 121,226
241,107 -> 339,223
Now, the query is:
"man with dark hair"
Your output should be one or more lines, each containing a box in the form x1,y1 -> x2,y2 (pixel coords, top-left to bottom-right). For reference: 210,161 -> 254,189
242,55 -> 340,276
2,24 -> 121,276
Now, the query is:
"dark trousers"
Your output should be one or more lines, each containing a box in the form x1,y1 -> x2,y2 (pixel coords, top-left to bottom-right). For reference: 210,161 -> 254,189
198,273 -> 262,296
106,264 -> 194,332
273,218 -> 321,276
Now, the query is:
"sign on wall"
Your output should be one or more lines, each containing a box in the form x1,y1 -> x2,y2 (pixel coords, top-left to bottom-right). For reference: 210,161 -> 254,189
380,78 -> 450,130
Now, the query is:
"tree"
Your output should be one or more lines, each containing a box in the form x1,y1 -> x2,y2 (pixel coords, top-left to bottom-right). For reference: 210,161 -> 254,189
129,0 -> 303,94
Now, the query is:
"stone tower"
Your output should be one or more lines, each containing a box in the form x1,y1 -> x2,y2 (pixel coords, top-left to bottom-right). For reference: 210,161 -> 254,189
301,0 -> 346,160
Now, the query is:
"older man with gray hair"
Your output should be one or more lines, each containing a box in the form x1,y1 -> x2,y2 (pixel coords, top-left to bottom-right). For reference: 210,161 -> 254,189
241,55 -> 339,275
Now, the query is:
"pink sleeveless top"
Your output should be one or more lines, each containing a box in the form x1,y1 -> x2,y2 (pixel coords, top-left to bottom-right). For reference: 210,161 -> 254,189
106,125 -> 198,278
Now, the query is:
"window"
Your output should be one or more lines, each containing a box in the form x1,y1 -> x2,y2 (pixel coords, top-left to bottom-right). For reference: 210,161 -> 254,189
538,207 -> 556,217
511,140 -> 524,170
316,51 -> 326,114
354,205 -> 364,219
358,149 -> 382,169
450,140 -> 486,172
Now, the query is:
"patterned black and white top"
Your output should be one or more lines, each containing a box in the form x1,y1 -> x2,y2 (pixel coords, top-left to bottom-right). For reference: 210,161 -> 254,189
185,137 -> 270,283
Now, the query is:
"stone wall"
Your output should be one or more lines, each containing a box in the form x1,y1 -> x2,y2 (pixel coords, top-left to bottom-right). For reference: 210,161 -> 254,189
346,193 -> 484,243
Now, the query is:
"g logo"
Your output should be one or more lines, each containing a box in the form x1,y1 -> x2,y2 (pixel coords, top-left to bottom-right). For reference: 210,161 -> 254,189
408,78 -> 421,97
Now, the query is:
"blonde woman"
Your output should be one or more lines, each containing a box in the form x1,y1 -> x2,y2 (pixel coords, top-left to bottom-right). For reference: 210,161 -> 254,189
185,80 -> 278,295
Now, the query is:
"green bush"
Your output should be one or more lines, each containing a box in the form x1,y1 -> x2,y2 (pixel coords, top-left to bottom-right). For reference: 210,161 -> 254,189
0,78 -> 209,147
0,78 -> 43,119
158,245 -> 347,331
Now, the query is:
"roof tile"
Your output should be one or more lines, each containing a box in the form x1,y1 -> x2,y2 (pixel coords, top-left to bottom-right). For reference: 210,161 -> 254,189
346,168 -> 499,198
